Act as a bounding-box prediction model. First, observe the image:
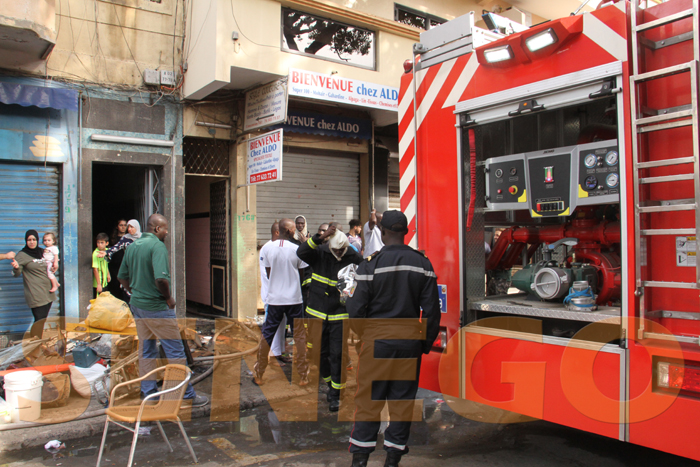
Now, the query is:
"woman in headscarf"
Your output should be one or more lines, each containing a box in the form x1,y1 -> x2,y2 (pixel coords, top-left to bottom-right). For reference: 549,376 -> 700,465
294,215 -> 308,243
97,219 -> 142,302
11,230 -> 56,338
107,219 -> 128,298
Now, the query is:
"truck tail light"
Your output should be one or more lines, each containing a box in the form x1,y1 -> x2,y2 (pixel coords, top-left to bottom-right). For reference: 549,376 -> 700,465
525,28 -> 558,52
657,361 -> 700,395
432,327 -> 448,352
483,45 -> 513,63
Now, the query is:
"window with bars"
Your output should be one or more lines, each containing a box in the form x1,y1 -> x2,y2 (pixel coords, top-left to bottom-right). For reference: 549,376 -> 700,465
183,138 -> 230,177
395,4 -> 446,30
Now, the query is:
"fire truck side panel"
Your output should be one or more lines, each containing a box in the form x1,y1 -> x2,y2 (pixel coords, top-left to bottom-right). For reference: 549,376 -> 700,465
463,332 -> 623,439
628,341 -> 700,460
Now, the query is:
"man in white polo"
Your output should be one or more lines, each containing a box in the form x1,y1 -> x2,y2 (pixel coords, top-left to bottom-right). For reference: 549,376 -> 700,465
254,218 -> 310,386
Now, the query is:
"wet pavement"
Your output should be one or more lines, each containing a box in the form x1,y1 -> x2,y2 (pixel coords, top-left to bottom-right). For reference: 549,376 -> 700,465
1,388 -> 698,467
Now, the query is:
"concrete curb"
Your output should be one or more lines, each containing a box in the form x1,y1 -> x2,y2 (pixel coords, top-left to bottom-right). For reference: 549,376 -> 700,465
0,373 -> 353,452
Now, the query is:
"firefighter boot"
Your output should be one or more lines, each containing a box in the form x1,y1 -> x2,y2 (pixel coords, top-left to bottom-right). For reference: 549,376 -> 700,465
350,453 -> 370,467
384,451 -> 403,467
328,388 -> 340,412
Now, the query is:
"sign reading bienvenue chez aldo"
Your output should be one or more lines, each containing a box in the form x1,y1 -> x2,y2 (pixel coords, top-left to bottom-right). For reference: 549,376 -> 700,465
246,129 -> 283,185
288,68 -> 399,111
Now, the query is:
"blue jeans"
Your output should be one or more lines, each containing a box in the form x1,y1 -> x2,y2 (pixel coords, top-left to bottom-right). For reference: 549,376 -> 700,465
130,305 -> 196,400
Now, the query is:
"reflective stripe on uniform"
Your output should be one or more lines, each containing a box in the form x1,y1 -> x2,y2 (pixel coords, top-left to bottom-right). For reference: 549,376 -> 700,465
328,313 -> 348,321
359,265 -> 436,281
384,440 -> 407,450
312,273 -> 337,286
350,438 -> 377,448
306,306 -> 327,320
323,375 -> 332,382
302,278 -> 311,286
307,238 -> 318,249
331,380 -> 346,390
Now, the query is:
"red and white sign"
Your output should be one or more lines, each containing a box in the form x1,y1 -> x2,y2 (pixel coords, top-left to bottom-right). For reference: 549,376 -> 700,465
288,68 -> 399,111
246,129 -> 283,185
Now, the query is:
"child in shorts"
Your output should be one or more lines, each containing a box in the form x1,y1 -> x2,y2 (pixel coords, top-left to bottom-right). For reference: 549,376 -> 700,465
92,233 -> 111,298
43,232 -> 60,293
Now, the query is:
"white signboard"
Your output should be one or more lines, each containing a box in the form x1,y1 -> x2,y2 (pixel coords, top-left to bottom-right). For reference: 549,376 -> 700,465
244,79 -> 288,132
246,129 -> 283,185
288,68 -> 399,111
676,236 -> 697,267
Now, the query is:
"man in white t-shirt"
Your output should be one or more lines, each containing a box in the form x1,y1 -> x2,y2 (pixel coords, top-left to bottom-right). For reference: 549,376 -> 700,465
260,222 -> 287,361
254,218 -> 310,386
362,209 -> 384,259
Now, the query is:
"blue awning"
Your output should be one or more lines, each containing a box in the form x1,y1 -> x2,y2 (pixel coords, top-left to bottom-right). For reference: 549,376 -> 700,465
0,81 -> 79,112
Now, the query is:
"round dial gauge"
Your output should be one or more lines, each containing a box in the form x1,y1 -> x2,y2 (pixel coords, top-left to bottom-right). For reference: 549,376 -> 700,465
606,173 -> 619,188
584,175 -> 598,190
605,151 -> 619,166
584,154 -> 597,168
495,168 -> 503,178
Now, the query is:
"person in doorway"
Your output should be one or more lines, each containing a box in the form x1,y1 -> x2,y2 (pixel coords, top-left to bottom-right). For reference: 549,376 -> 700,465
260,222 -> 289,363
348,219 -> 363,254
11,230 -> 56,338
42,232 -> 60,293
99,219 -> 142,302
118,214 -> 208,407
297,224 -> 362,412
254,219 -> 310,386
362,209 -> 384,259
346,210 -> 440,467
92,233 -> 111,298
107,219 -> 128,299
0,251 -> 16,261
294,215 -> 308,243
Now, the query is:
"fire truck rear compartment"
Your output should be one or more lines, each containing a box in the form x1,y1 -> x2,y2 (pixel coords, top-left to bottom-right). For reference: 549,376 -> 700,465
462,98 -> 622,340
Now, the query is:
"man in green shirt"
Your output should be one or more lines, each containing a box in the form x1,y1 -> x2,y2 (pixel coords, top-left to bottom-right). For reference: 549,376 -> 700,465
118,214 -> 208,407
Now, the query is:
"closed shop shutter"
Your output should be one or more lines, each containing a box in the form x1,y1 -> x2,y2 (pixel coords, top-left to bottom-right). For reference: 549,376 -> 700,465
256,152 -> 360,246
0,163 -> 61,335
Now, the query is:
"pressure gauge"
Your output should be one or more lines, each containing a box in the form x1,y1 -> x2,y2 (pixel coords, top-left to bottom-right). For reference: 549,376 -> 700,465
606,173 -> 619,188
495,168 -> 503,178
584,154 -> 597,168
584,175 -> 598,190
605,150 -> 619,166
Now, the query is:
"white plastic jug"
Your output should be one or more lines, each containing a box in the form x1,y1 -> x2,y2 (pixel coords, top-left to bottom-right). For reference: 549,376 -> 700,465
4,370 -> 43,422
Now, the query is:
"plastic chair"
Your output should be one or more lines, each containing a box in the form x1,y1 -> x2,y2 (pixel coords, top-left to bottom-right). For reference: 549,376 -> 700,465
95,364 -> 198,467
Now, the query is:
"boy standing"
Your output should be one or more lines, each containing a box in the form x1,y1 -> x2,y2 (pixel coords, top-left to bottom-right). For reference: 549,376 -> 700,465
93,233 -> 111,297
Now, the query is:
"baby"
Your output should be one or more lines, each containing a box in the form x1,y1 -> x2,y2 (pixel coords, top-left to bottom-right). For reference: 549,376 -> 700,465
43,232 -> 60,293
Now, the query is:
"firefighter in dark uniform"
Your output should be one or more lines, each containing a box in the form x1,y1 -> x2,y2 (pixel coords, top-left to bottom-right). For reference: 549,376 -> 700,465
297,224 -> 362,411
346,210 -> 440,467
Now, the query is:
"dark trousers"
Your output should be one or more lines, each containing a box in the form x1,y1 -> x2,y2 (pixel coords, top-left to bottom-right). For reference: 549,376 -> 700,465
349,340 -> 423,455
256,304 -> 308,377
29,302 -> 52,338
318,318 -> 348,399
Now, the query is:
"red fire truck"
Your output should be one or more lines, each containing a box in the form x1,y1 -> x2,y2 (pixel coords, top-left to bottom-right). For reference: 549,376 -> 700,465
400,0 -> 700,460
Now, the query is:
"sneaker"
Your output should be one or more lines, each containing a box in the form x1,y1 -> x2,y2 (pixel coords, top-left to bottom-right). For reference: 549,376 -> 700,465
181,394 -> 209,408
277,355 -> 293,364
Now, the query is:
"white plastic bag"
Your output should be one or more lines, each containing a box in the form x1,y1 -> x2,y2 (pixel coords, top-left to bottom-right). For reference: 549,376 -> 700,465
69,363 -> 107,399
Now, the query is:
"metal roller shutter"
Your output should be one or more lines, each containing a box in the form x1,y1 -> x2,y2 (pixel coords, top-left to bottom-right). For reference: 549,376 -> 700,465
0,163 -> 60,336
256,151 -> 360,246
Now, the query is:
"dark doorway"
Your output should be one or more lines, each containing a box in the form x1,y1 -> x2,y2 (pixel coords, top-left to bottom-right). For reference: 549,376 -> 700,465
92,163 -> 162,298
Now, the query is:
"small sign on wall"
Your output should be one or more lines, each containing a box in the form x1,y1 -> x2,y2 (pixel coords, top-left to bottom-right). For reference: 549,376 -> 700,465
246,129 -> 283,185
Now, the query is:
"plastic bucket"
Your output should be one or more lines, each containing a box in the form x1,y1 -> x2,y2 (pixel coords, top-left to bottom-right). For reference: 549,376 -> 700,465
4,370 -> 43,422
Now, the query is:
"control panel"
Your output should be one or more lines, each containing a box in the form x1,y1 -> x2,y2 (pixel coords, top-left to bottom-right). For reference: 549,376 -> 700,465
484,154 -> 527,211
528,152 -> 572,217
577,140 -> 620,206
483,139 -> 619,216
